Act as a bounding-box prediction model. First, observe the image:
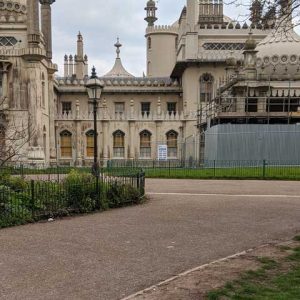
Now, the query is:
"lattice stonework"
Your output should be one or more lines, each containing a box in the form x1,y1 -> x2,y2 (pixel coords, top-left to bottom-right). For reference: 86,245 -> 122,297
203,43 -> 245,51
0,37 -> 17,46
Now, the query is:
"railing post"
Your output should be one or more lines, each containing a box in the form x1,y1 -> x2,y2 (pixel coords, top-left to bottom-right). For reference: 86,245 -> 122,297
169,160 -> 171,176
213,160 -> 216,177
30,180 -> 35,217
95,175 -> 100,210
263,159 -> 266,179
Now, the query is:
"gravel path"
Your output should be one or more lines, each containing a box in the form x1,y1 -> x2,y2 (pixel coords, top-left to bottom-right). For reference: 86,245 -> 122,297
0,179 -> 300,300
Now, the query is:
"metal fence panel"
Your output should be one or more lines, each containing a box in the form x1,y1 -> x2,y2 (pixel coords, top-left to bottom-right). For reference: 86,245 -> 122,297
205,124 -> 300,165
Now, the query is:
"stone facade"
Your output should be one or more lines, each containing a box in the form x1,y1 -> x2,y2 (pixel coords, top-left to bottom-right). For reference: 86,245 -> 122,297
1,0 -> 274,166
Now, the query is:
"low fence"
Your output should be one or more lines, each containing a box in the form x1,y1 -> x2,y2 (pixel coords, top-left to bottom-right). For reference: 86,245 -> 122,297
108,159 -> 300,180
0,168 -> 145,228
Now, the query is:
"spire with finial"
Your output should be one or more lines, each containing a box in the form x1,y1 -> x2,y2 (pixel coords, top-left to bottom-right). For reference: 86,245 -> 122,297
103,38 -> 134,78
91,66 -> 97,78
114,37 -> 122,58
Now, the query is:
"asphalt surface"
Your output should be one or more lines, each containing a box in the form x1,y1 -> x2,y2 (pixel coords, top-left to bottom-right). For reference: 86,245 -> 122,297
1,179 -> 300,300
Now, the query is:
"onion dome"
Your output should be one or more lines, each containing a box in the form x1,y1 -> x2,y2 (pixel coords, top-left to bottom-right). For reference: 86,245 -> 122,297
103,38 -> 134,78
256,17 -> 300,77
146,0 -> 156,7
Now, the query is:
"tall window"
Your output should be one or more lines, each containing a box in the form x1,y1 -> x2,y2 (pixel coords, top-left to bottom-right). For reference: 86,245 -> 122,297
113,130 -> 125,158
166,130 -> 178,159
140,130 -> 152,158
200,73 -> 214,103
86,130 -> 95,158
115,102 -> 125,117
0,73 -> 3,98
62,102 -> 72,115
60,130 -> 72,158
167,102 -> 177,116
148,37 -> 152,50
141,102 -> 151,117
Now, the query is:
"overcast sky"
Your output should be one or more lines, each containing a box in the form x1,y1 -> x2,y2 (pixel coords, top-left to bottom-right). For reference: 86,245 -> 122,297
51,0 -> 248,77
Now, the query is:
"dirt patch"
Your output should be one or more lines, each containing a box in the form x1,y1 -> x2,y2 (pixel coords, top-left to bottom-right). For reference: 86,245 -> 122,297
125,238 -> 300,300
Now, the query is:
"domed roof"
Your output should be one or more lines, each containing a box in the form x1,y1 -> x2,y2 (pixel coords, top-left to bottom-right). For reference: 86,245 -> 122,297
146,0 -> 156,7
256,18 -> 300,77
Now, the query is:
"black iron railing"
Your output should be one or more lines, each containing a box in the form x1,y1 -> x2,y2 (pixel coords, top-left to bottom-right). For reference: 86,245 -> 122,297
0,168 -> 145,229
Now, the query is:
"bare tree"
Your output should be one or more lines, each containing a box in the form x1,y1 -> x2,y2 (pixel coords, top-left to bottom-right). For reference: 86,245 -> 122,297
0,97 -> 35,167
227,0 -> 300,28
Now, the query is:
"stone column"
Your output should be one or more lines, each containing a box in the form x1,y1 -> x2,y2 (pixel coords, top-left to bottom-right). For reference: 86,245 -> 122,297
27,0 -> 40,48
102,121 -> 109,163
75,101 -> 82,166
64,55 -> 69,77
40,0 -> 55,59
129,121 -> 135,159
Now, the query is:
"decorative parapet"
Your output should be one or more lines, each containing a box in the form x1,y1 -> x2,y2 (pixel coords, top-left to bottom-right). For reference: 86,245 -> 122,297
56,76 -> 182,91
198,22 -> 272,31
56,110 -> 197,122
146,25 -> 178,36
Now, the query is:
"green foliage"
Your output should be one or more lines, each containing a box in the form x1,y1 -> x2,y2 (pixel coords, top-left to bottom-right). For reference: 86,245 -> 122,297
0,185 -> 33,228
63,170 -> 96,212
106,181 -> 141,208
0,169 -> 144,228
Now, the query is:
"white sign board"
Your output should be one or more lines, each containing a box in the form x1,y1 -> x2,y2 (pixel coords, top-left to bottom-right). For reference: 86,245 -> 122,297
158,145 -> 168,161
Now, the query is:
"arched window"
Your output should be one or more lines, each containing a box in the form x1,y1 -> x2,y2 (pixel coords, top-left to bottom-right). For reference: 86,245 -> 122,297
148,37 -> 152,50
166,130 -> 178,159
86,130 -> 95,158
200,73 -> 214,103
60,130 -> 72,158
140,130 -> 152,158
42,73 -> 45,108
113,130 -> 125,158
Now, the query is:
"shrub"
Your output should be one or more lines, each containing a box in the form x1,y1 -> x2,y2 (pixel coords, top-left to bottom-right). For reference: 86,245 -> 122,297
63,170 -> 96,212
106,181 -> 142,208
0,185 -> 33,228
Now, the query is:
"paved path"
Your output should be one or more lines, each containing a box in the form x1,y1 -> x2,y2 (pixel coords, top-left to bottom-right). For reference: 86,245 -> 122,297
1,179 -> 300,300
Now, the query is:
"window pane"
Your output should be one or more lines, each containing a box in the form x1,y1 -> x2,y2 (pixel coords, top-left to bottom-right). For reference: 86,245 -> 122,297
86,135 -> 94,157
115,102 -> 125,114
141,102 -> 151,116
167,102 -> 177,115
140,147 -> 151,158
62,102 -> 72,114
113,147 -> 125,158
60,132 -> 72,158
167,131 -> 178,158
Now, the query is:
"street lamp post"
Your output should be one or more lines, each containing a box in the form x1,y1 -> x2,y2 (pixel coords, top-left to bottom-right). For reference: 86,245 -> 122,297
85,67 -> 104,209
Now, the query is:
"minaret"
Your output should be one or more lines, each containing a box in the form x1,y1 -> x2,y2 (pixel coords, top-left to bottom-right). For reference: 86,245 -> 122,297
27,0 -> 40,48
243,32 -> 258,80
144,0 -> 158,26
75,32 -> 86,79
40,0 -> 55,60
64,54 -> 69,77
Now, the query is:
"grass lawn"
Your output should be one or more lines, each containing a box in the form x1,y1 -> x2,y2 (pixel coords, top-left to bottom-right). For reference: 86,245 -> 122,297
143,166 -> 300,180
207,236 -> 300,300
